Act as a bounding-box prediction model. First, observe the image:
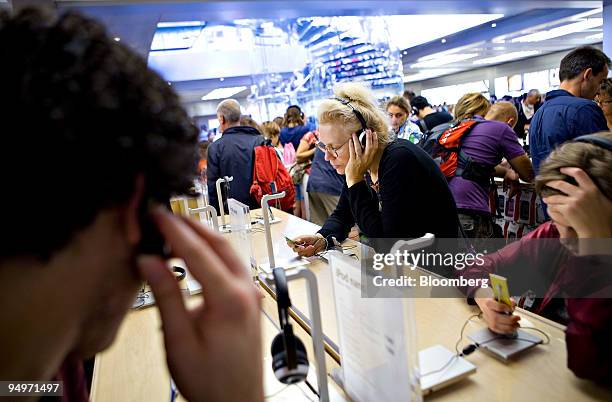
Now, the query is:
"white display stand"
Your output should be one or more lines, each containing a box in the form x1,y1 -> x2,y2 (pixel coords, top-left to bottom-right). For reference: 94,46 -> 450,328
228,198 -> 256,273
258,192 -> 310,273
189,204 -> 219,232
329,251 -> 423,402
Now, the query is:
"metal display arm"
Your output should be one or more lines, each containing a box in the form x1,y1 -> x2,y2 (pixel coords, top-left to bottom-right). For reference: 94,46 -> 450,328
188,205 -> 219,232
215,176 -> 233,229
261,192 -> 285,270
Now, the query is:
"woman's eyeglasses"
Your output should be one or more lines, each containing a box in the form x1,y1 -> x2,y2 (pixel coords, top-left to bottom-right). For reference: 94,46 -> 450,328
315,137 -> 351,158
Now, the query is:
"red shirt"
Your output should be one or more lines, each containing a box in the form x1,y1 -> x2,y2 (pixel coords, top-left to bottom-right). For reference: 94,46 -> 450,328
461,221 -> 612,383
53,355 -> 88,402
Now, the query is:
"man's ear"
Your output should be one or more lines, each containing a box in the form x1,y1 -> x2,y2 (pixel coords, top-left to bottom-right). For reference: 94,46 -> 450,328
583,68 -> 593,82
124,173 -> 145,246
508,117 -> 517,129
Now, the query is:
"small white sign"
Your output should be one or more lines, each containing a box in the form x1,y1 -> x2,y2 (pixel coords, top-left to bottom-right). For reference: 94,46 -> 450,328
329,252 -> 421,402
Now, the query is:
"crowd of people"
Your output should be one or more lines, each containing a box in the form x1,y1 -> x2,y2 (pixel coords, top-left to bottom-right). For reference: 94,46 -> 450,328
0,6 -> 611,402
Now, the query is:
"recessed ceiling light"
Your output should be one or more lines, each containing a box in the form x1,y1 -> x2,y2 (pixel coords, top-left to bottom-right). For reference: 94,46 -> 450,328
512,18 -> 603,43
219,77 -> 225,82
586,32 -> 604,40
441,38 -> 447,44
114,37 -> 121,42
201,86 -> 248,101
491,23 -> 497,28
473,50 -> 540,65
411,53 -> 479,68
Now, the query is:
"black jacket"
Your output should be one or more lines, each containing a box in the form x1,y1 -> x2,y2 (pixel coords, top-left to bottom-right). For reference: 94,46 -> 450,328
318,140 -> 460,247
207,126 -> 264,212
512,94 -> 542,139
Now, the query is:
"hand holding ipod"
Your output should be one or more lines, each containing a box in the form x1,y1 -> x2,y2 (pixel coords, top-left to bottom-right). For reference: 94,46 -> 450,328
137,207 -> 263,402
475,287 -> 520,335
345,129 -> 378,188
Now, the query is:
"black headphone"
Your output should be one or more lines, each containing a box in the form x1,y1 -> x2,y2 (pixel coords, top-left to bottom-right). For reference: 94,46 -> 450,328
333,97 -> 367,132
271,267 -> 309,384
573,134 -> 612,151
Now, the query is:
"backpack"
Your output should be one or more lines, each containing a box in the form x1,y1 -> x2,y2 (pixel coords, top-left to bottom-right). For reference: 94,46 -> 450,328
282,142 -> 296,166
250,144 -> 295,212
419,119 -> 480,179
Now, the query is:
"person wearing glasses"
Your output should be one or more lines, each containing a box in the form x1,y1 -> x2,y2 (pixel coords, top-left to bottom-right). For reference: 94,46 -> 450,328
597,78 -> 612,130
289,83 -> 460,259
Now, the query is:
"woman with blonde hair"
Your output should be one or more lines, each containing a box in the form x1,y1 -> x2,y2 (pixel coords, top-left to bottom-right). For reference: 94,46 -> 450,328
290,83 -> 459,257
447,92 -> 534,247
462,131 -> 612,383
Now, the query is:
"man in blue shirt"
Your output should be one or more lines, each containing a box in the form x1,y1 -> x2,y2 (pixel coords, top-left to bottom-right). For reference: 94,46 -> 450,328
530,46 -> 610,172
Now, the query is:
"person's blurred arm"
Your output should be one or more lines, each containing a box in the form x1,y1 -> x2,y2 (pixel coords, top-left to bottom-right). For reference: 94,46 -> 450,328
138,209 -> 263,402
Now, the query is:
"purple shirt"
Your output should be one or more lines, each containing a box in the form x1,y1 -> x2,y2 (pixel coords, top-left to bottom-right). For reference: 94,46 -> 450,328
449,116 -> 525,213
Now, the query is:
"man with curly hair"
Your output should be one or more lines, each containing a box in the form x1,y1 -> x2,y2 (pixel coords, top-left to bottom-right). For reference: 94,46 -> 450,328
0,7 -> 263,402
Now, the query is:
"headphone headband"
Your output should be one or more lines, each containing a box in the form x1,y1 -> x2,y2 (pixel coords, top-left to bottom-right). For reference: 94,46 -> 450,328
333,97 -> 368,132
573,134 -> 612,152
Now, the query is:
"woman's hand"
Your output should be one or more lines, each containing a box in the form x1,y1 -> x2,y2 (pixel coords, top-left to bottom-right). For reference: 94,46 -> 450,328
543,167 -> 612,238
475,289 -> 520,334
345,129 -> 379,188
288,234 -> 327,257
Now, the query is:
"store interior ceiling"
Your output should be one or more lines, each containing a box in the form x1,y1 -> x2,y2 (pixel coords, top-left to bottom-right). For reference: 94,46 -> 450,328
8,1 -> 605,106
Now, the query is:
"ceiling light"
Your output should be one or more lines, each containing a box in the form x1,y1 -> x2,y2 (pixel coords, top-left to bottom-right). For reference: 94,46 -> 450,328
157,21 -> 206,28
417,42 -> 484,62
441,38 -> 447,44
201,86 -> 247,101
511,18 -> 603,43
411,53 -> 479,68
570,8 -> 603,20
219,77 -> 225,82
491,23 -> 497,28
473,50 -> 540,65
586,32 -> 603,41
114,37 -> 121,42
403,68 -> 458,83
386,14 -> 503,50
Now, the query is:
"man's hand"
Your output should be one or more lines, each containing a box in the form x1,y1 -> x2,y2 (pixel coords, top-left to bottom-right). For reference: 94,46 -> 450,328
138,208 -> 263,402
